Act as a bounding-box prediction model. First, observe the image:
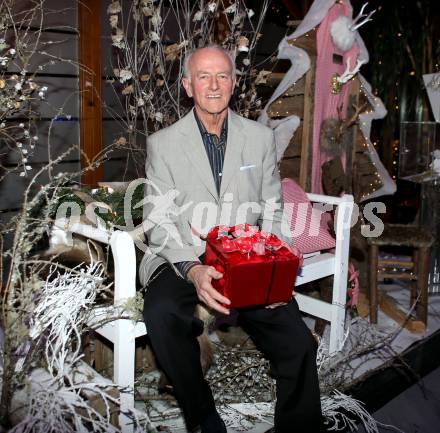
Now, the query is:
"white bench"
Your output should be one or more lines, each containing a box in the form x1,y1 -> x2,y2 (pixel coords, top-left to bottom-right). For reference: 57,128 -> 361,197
55,192 -> 353,432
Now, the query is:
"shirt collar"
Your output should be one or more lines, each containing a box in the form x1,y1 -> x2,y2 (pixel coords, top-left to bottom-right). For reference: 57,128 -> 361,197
193,109 -> 228,143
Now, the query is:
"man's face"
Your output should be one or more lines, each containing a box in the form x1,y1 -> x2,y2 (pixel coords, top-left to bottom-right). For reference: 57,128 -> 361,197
182,49 -> 235,115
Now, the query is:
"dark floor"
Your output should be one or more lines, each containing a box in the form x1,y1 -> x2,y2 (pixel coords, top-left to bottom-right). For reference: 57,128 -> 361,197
354,330 -> 440,433
356,366 -> 440,433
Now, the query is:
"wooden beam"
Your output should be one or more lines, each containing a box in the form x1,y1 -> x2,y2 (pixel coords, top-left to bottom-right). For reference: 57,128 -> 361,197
379,293 -> 425,333
344,95 -> 358,194
79,0 -> 103,186
299,69 -> 313,191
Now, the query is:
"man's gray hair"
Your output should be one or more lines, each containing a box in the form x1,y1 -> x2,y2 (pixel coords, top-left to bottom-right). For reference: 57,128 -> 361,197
183,44 -> 236,82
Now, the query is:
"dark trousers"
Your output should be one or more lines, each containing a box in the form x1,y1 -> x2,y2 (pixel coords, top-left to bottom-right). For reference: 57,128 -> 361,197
143,265 -> 323,432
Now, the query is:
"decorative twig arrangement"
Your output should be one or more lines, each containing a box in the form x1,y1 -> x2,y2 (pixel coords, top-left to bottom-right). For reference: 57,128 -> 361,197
104,0 -> 272,177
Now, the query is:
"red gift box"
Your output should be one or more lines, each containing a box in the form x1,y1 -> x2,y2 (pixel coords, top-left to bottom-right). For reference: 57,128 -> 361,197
203,224 -> 300,309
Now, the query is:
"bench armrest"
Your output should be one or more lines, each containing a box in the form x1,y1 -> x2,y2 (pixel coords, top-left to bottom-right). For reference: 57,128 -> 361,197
300,194 -> 354,286
54,222 -> 137,306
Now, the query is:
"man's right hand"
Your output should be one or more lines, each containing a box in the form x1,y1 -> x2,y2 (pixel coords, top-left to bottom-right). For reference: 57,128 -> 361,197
187,265 -> 231,315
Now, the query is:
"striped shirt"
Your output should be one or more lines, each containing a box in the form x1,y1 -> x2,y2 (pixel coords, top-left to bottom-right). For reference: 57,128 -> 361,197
194,110 -> 228,194
175,110 -> 228,280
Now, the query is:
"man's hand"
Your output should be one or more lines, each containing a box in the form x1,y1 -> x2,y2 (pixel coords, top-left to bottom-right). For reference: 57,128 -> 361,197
187,265 -> 231,315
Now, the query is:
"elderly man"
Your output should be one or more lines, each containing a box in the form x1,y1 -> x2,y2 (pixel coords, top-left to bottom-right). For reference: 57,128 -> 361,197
141,46 -> 323,433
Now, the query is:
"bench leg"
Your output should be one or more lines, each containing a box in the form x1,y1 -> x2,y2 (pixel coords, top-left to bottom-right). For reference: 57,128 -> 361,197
368,245 -> 379,324
114,319 -> 136,433
329,259 -> 349,354
329,303 -> 346,354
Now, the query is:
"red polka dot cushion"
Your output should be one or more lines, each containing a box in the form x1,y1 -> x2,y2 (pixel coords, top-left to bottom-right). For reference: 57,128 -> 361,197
281,178 -> 336,254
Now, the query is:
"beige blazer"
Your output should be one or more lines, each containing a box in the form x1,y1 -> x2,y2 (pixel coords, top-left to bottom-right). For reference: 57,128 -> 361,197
139,108 -> 291,286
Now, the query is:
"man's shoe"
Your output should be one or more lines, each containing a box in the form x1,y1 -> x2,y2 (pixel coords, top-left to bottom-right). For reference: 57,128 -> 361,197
200,410 -> 227,433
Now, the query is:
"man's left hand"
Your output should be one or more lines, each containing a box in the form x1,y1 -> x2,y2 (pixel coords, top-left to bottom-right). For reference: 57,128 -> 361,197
187,264 -> 231,315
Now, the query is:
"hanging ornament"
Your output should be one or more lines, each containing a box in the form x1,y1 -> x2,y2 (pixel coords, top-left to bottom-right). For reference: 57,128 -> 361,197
330,16 -> 355,52
330,58 -> 366,94
320,117 -> 344,155
331,73 -> 343,94
330,3 -> 375,52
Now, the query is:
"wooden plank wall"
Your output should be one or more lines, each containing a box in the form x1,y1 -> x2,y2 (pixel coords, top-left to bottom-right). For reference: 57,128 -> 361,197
0,0 -> 80,229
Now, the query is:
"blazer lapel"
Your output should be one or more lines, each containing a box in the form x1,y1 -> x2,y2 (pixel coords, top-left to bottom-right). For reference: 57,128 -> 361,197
219,109 -> 245,198
179,110 -> 218,200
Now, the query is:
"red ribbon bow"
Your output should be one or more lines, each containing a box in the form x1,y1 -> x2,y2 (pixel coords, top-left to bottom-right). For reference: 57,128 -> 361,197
208,224 -> 283,256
